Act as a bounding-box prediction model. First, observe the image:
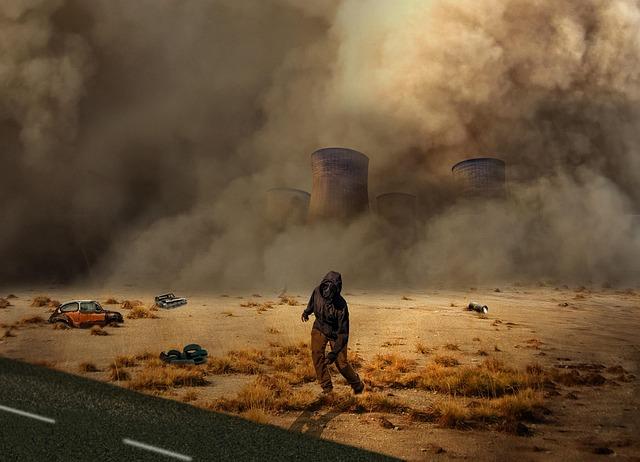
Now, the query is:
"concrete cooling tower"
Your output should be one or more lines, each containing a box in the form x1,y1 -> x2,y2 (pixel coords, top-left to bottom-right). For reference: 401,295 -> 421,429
308,147 -> 370,222
452,157 -> 506,199
376,193 -> 417,226
265,188 -> 310,228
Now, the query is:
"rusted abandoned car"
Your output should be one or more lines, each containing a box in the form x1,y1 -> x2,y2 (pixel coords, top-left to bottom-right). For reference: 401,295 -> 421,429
48,300 -> 124,328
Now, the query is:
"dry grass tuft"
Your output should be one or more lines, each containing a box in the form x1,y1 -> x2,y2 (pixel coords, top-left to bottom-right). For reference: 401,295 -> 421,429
79,362 -> 100,372
2,328 -> 16,338
182,390 -> 199,402
128,364 -> 207,390
0,298 -> 12,308
266,327 -> 280,334
240,301 -> 260,307
278,294 -> 300,306
52,322 -> 69,330
19,315 -> 46,325
401,295 -> 412,300
251,294 -> 262,298
6,294 -> 17,299
90,326 -> 109,336
443,343 -> 460,351
240,408 -> 270,424
415,342 -> 431,355
127,306 -> 159,319
31,296 -> 51,307
134,351 -> 155,361
221,311 -> 235,317
108,366 -> 131,381
112,355 -> 137,368
433,355 -> 460,367
121,299 -> 144,310
103,297 -> 120,305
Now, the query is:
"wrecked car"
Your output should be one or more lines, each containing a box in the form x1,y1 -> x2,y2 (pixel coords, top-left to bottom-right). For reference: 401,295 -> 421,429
48,300 -> 124,328
154,293 -> 187,308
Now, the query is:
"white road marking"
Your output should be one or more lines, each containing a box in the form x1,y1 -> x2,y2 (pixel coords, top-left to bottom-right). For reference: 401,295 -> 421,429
0,404 -> 56,424
122,438 -> 193,461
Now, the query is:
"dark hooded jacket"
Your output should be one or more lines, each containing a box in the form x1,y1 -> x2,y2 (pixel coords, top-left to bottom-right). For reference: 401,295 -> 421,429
303,271 -> 349,355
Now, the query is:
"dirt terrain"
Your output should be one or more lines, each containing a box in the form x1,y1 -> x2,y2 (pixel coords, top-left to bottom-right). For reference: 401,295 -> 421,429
1,285 -> 639,461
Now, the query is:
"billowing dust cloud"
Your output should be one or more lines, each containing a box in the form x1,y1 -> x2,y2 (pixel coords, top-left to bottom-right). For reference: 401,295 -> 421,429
1,0 -> 639,289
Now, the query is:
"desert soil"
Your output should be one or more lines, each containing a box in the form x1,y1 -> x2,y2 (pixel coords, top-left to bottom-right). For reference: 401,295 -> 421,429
1,284 -> 639,461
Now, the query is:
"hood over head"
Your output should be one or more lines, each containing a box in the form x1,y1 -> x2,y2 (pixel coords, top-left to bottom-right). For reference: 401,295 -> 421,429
319,271 -> 342,300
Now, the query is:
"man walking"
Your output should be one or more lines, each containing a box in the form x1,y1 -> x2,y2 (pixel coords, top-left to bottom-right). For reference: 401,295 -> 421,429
301,271 -> 365,394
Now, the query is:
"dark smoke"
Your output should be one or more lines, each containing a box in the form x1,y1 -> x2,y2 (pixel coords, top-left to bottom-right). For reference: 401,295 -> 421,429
1,0 -> 639,289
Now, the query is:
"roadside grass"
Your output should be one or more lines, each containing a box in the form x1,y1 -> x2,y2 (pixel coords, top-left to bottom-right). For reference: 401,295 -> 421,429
79,362 -> 100,372
128,364 -> 207,390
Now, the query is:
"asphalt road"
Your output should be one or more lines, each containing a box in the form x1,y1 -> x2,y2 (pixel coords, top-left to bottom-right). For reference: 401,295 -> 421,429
0,357 -> 396,461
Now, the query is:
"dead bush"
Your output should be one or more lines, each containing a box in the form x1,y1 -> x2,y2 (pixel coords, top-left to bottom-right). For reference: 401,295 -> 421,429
121,300 -> 144,310
90,326 -> 109,336
0,298 -> 12,308
19,316 -> 46,325
415,342 -> 430,355
278,294 -> 300,306
443,343 -> 460,351
127,306 -> 159,319
112,355 -> 137,368
108,366 -> 131,381
103,298 -> 120,305
433,355 -> 460,367
31,296 -> 51,307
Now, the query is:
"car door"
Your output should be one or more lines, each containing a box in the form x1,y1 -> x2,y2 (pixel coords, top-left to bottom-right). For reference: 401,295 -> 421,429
79,301 -> 107,325
61,302 -> 81,326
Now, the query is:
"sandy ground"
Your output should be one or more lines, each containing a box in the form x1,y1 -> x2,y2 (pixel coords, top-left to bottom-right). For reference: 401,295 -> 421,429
1,284 -> 639,461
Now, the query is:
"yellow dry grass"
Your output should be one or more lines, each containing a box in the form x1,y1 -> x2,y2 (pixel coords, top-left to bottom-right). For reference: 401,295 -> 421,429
79,362 -> 100,372
126,306 -> 159,319
90,326 -> 109,336
128,364 -> 207,390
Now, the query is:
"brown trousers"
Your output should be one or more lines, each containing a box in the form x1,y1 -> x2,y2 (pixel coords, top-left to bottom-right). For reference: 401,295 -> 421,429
311,328 -> 362,391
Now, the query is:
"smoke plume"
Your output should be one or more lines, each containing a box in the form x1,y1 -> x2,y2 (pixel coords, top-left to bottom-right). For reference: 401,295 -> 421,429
1,0 -> 639,289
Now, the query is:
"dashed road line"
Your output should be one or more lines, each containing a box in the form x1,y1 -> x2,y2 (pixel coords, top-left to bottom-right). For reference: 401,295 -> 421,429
0,404 -> 56,424
122,438 -> 193,461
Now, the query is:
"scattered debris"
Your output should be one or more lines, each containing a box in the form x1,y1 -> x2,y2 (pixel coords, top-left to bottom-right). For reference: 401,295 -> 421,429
467,302 -> 488,314
160,344 -> 208,365
155,293 -> 187,308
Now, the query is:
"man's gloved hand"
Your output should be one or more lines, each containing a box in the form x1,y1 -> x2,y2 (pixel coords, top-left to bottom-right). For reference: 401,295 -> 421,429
326,351 -> 337,364
301,312 -> 309,322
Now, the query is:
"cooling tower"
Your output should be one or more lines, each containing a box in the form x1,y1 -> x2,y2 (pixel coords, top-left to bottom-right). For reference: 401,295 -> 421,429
265,188 -> 310,228
451,157 -> 506,198
376,193 -> 417,226
308,147 -> 370,222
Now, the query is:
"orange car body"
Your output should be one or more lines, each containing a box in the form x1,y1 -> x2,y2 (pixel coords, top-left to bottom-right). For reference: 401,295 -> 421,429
48,300 -> 124,328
